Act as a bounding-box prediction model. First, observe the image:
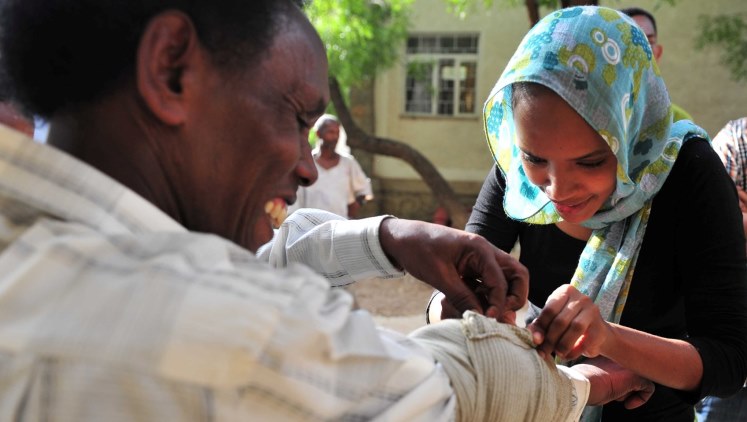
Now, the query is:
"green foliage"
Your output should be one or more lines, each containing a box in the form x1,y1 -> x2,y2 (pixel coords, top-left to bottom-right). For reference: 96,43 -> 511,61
306,0 -> 683,87
308,130 -> 319,148
695,14 -> 747,82
443,0 -> 679,19
444,0 -> 552,19
306,0 -> 414,89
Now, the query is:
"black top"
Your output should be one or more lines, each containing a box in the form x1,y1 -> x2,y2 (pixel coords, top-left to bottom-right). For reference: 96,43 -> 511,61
467,139 -> 747,421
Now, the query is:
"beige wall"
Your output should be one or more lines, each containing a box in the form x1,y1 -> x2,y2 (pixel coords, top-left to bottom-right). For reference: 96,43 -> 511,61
616,0 -> 746,135
374,2 -> 527,183
373,0 -> 747,187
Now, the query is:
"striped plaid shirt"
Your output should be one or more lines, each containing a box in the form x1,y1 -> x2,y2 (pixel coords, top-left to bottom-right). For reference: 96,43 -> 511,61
0,125 -> 587,421
712,117 -> 747,190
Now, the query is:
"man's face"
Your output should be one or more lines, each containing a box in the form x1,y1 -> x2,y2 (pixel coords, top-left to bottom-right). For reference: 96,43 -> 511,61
318,122 -> 340,148
181,11 -> 329,252
631,15 -> 663,62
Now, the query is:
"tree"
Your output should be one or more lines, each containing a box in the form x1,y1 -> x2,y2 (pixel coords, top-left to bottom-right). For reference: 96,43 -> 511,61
445,0 -> 597,27
307,0 -> 476,228
445,0 -> 679,26
695,13 -> 747,82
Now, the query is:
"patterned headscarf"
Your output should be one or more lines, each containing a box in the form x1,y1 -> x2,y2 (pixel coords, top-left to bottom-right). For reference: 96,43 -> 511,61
483,6 -> 708,325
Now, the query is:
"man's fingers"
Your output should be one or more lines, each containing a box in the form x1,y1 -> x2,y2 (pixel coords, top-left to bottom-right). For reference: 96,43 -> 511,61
488,251 -> 529,312
439,292 -> 473,319
496,251 -> 529,295
446,283 -> 485,314
475,266 -> 509,317
623,380 -> 655,409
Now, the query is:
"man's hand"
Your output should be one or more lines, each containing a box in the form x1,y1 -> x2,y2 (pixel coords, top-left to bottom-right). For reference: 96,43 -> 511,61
380,219 -> 528,322
572,357 -> 655,409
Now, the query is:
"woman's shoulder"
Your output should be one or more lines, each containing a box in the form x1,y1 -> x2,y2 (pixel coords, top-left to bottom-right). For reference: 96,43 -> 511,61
654,137 -> 734,211
666,137 -> 724,185
677,136 -> 718,160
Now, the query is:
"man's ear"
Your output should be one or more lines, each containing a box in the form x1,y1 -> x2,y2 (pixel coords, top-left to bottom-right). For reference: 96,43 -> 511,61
653,44 -> 663,62
135,11 -> 200,126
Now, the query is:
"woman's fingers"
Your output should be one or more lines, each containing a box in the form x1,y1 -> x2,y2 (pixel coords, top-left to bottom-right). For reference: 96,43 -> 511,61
528,284 -> 605,359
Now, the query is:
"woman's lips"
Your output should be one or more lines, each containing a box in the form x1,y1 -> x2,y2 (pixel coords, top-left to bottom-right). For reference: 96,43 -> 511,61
552,198 -> 591,217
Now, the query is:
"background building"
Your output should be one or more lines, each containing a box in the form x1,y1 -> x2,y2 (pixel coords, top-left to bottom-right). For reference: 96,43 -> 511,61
360,0 -> 746,223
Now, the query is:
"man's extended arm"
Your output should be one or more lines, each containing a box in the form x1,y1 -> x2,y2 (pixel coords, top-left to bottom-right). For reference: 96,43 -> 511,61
258,208 -> 528,321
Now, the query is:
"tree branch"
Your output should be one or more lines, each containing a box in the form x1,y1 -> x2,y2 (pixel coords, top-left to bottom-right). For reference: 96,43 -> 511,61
329,77 -> 470,229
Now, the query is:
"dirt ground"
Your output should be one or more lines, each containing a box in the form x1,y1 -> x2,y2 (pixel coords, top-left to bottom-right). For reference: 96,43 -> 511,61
345,274 -> 433,316
344,274 -> 433,333
344,246 -> 522,334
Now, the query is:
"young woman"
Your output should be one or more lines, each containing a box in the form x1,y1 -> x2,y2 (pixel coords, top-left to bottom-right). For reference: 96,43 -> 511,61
459,6 -> 746,421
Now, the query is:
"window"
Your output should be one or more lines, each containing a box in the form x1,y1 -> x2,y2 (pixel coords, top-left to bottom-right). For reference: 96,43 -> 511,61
405,34 -> 479,116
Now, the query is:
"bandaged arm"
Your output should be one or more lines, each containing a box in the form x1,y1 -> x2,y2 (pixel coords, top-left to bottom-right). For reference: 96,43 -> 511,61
411,311 -> 588,422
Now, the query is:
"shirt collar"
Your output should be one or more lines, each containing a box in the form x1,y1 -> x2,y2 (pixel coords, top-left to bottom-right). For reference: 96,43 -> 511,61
0,125 -> 185,235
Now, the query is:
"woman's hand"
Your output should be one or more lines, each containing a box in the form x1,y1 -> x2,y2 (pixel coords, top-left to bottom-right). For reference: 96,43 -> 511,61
528,284 -> 612,360
380,219 -> 528,322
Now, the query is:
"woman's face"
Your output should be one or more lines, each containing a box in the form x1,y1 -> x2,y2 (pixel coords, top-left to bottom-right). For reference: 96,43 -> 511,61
513,88 -> 617,224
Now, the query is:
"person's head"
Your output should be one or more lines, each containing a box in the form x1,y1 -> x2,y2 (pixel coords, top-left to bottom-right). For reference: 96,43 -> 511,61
620,7 -> 663,62
0,0 -> 329,252
313,114 -> 341,150
0,102 -> 34,137
0,84 -> 34,137
432,207 -> 453,227
511,83 -> 617,224
484,6 -> 682,228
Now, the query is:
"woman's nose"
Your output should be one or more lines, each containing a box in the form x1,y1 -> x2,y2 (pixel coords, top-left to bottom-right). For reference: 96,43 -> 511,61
543,168 -> 576,201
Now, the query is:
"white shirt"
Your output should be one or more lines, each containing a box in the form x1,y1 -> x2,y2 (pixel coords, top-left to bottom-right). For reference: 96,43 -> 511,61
0,126 -> 587,421
290,150 -> 373,218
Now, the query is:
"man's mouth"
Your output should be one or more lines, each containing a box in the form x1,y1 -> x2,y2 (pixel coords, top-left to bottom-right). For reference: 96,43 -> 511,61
264,198 -> 288,229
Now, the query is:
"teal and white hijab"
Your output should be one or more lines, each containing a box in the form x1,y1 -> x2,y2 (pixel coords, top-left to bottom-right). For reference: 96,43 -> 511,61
484,6 -> 709,325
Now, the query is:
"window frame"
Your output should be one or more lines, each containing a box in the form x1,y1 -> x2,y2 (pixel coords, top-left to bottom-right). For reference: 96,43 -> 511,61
403,33 -> 480,118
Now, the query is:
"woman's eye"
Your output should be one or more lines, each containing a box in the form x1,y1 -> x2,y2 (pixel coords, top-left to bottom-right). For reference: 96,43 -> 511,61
578,159 -> 606,168
521,152 -> 545,165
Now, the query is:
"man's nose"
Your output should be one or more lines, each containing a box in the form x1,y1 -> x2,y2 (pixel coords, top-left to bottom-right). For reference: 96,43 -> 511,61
297,144 -> 318,187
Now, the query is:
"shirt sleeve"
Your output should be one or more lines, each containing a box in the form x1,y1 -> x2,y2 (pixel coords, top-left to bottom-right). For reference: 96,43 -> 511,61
711,120 -> 742,186
674,140 -> 747,399
347,156 -> 374,201
256,208 -> 405,286
5,216 -> 588,421
556,366 -> 591,421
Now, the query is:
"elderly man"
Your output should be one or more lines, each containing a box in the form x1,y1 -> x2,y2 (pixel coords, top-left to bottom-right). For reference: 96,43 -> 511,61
290,114 -> 373,219
0,1 -> 653,420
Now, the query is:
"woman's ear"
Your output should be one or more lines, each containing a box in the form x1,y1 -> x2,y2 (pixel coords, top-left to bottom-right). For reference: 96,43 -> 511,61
135,11 -> 201,126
